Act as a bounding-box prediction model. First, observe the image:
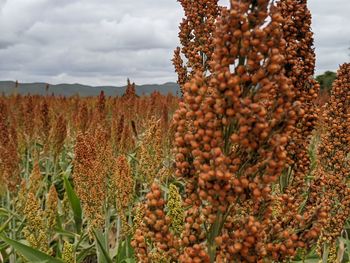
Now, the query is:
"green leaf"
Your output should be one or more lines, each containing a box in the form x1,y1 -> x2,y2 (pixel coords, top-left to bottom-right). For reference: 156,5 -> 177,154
279,166 -> 292,193
291,259 -> 319,263
127,153 -> 138,164
322,243 -> 329,263
116,236 -> 135,263
63,175 -> 82,234
55,228 -> 77,238
93,229 -> 113,263
0,208 -> 10,217
76,233 -> 89,250
76,244 -> 95,263
0,242 -> 8,250
339,237 -> 350,261
0,233 -> 63,263
207,212 -> 224,263
0,216 -> 13,233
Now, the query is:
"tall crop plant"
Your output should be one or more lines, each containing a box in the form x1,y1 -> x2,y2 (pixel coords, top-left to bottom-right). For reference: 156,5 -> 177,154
172,0 -> 298,261
307,63 -> 350,259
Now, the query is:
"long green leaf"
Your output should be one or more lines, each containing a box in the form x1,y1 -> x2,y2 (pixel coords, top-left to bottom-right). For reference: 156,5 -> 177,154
55,228 -> 77,238
63,175 -> 82,234
93,229 -> 113,263
116,235 -> 135,263
0,234 -> 63,263
0,242 -> 8,250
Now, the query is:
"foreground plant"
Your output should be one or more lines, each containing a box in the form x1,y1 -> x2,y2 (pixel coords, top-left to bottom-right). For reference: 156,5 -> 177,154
134,0 -> 301,262
310,63 -> 350,257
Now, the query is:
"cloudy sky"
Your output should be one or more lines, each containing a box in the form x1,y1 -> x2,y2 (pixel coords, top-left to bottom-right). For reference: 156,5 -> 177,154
0,0 -> 349,86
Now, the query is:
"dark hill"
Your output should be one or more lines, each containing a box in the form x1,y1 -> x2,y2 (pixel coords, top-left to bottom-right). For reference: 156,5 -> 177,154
0,81 -> 180,97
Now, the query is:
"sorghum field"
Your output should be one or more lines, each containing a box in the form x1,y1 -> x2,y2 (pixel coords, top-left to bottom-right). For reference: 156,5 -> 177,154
1,0 -> 349,263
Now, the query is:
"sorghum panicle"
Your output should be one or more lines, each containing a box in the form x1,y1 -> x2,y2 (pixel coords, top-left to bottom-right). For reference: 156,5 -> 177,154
28,160 -> 42,194
276,0 -> 321,237
62,241 -> 75,263
172,0 -> 219,92
174,0 -> 298,261
73,128 -> 112,229
133,183 -> 180,263
310,63 -> 350,248
166,184 -> 184,236
45,184 -> 58,233
50,114 -> 67,161
111,155 -> 134,236
0,99 -> 20,191
137,118 -> 164,184
123,78 -> 137,100
22,192 -> 51,254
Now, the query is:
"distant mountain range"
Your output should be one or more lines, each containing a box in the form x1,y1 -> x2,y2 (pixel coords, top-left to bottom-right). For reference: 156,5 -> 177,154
0,81 -> 180,97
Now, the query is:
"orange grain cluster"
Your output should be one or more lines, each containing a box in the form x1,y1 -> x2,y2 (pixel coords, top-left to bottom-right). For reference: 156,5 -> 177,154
0,99 -> 20,191
122,79 -> 137,100
307,63 -> 350,248
111,155 -> 134,235
277,0 -> 320,230
0,84 -> 178,155
113,155 -> 134,212
172,0 -> 219,92
132,183 -> 180,262
73,128 -> 113,228
50,114 -> 67,161
173,0 -> 300,261
39,99 -> 51,143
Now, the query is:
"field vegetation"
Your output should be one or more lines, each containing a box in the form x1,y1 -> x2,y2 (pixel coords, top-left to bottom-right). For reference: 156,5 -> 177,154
0,0 -> 350,262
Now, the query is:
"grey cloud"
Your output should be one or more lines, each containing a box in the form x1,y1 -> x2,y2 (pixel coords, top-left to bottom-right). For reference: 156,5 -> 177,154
0,0 -> 348,86
309,0 -> 350,74
0,0 -> 182,85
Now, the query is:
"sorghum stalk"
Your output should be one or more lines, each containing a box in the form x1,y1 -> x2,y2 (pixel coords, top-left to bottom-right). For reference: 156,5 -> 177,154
173,0 -> 298,261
